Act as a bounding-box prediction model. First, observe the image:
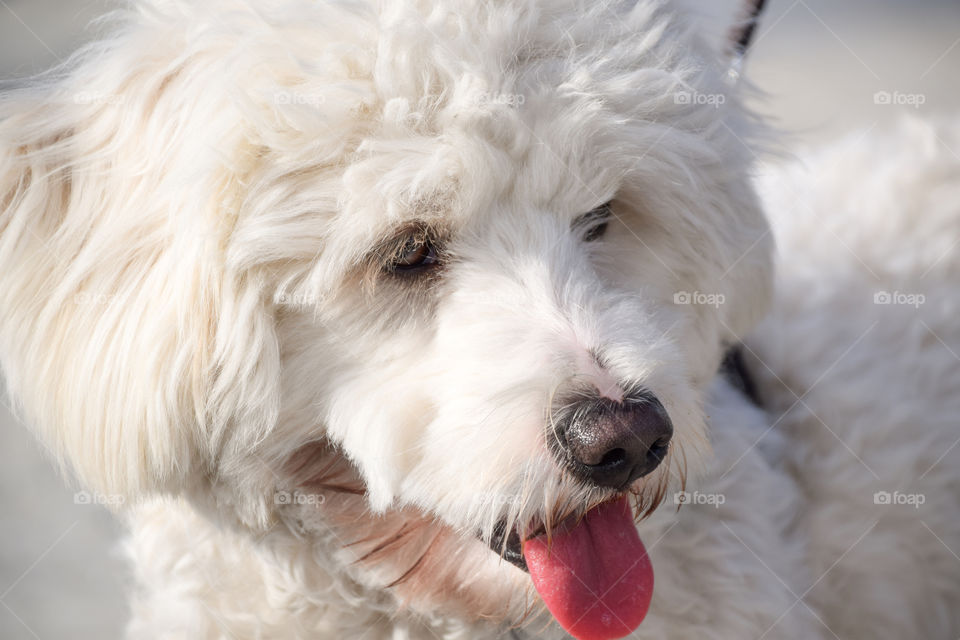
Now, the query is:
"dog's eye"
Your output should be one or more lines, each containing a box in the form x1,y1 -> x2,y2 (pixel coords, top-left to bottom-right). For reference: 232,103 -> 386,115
390,236 -> 439,272
578,201 -> 613,242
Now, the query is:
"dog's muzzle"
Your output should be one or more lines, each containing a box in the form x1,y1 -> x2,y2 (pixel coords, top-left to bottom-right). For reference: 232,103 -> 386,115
553,390 -> 673,490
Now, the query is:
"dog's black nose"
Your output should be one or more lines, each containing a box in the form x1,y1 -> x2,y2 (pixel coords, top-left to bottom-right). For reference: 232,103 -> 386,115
555,392 -> 673,489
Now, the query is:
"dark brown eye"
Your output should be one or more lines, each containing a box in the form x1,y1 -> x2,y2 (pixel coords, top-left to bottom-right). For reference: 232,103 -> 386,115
579,201 -> 613,242
391,236 -> 439,272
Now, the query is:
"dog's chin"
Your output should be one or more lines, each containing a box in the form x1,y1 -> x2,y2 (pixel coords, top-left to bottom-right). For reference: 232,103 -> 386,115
281,441 -> 671,636
280,441 -> 533,621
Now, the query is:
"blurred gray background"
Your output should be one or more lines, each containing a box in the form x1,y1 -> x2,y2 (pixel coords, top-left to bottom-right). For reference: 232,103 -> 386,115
1,0 -> 958,638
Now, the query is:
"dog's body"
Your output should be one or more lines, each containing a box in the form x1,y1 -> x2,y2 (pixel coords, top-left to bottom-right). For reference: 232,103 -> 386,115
1,1 -> 958,638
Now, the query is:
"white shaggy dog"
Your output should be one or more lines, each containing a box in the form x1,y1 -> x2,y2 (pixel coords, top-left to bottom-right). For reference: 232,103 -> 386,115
1,1 -> 958,638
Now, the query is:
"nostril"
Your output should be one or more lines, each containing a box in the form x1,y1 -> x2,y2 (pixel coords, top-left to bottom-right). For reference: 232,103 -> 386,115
595,447 -> 627,468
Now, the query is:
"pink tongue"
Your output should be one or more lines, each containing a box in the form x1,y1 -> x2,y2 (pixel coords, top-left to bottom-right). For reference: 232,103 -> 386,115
522,497 -> 653,640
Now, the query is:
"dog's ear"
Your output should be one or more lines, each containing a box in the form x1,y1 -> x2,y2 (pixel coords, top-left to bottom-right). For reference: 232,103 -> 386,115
0,12 -> 281,504
675,0 -> 766,66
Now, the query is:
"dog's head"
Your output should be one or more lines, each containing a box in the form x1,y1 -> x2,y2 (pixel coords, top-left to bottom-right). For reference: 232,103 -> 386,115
0,0 -> 771,636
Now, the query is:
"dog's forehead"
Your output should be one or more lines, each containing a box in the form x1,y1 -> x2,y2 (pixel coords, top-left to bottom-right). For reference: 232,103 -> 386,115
337,108 -> 624,216
320,111 -> 622,276
314,108 -> 692,289
275,0 -> 734,287
337,5 -> 718,200
334,2 -> 694,210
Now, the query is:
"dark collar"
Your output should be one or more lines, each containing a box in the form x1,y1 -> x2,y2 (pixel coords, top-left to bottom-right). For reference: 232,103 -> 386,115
720,345 -> 762,407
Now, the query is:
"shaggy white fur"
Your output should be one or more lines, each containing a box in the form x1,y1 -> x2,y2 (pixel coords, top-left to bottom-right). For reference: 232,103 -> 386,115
0,0 -> 957,638
748,117 -> 960,639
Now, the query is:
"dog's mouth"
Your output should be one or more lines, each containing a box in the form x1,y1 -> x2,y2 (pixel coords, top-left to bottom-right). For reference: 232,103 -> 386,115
484,496 -> 653,640
489,519 -> 529,572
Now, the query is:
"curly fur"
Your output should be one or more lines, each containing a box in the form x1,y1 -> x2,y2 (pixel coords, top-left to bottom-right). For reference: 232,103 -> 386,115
1,0 -> 958,638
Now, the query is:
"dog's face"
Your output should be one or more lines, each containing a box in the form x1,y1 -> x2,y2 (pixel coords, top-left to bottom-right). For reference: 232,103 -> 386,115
0,0 -> 771,635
